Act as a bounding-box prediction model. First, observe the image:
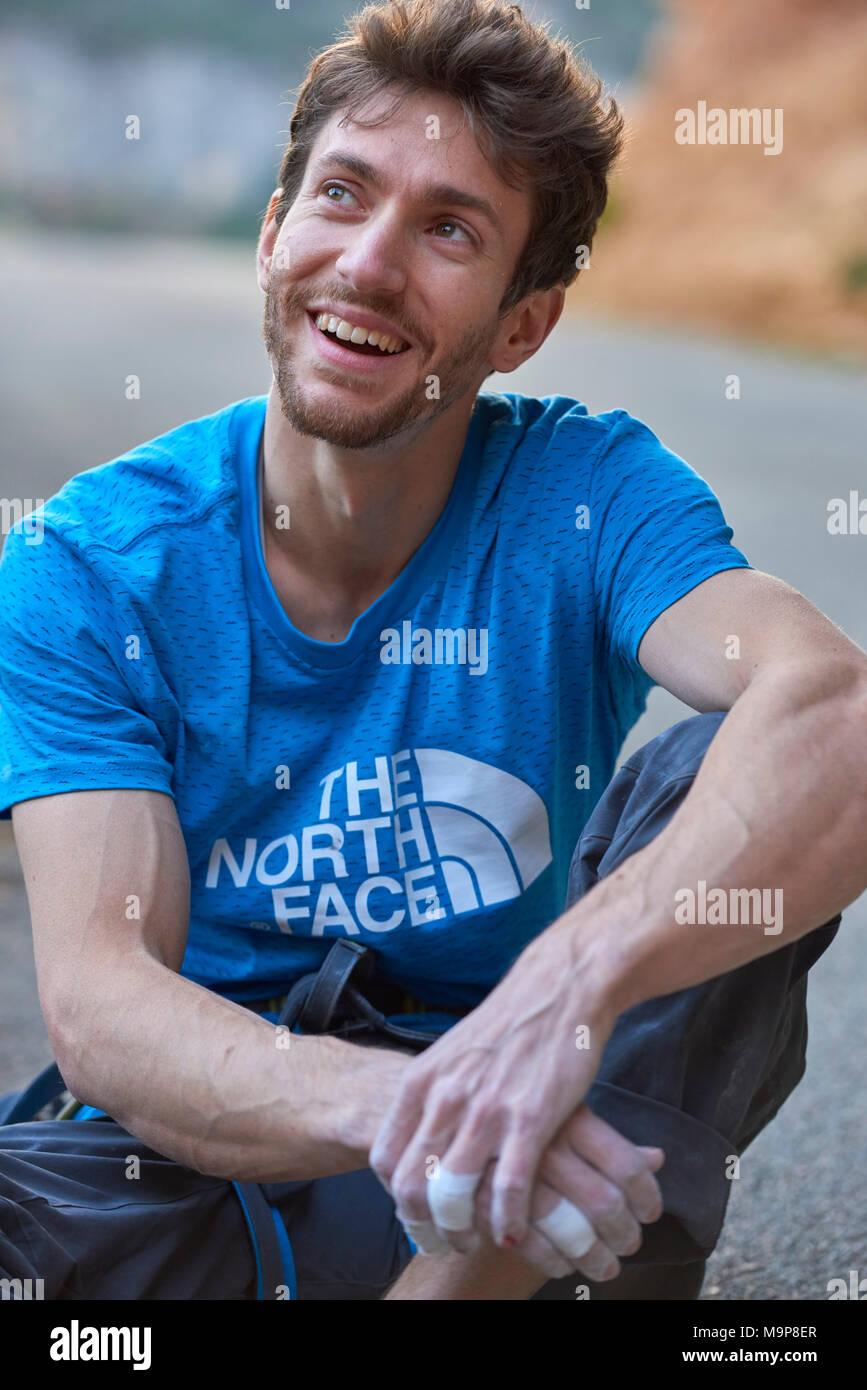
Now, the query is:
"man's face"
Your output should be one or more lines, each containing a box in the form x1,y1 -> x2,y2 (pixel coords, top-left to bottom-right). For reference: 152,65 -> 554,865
260,88 -> 534,450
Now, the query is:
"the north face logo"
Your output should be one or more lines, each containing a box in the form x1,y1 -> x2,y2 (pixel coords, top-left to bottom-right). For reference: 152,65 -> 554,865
412,748 -> 551,910
205,748 -> 553,935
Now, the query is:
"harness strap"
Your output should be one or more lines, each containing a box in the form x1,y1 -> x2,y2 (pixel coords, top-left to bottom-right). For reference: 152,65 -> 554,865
276,940 -> 460,1052
267,1202 -> 298,1300
232,1181 -> 290,1301
299,939 -> 374,1033
0,1061 -> 67,1126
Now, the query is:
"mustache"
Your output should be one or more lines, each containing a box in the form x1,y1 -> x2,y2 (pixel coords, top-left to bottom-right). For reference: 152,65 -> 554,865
276,283 -> 422,351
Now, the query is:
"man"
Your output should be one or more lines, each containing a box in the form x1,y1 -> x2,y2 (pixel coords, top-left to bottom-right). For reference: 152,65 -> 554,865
1,0 -> 865,1302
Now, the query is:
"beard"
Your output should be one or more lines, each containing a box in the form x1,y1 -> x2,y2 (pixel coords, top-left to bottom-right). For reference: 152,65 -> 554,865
262,275 -> 500,451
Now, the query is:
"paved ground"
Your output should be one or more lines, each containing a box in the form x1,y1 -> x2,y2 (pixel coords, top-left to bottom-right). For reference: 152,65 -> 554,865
0,228 -> 864,1300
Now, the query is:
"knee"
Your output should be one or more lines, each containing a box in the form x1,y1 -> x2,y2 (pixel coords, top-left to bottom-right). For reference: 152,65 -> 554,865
566,709 -> 729,907
641,709 -> 727,767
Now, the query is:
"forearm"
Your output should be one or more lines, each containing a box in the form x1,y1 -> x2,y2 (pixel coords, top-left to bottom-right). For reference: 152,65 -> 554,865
53,954 -> 411,1183
384,1241 -> 547,1300
545,660 -> 867,1016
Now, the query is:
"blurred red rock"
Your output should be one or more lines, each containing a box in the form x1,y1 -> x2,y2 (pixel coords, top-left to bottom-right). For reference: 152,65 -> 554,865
580,0 -> 867,358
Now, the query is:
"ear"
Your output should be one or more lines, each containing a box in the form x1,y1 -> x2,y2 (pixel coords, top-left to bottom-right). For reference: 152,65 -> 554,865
487,283 -> 567,375
256,190 -> 283,293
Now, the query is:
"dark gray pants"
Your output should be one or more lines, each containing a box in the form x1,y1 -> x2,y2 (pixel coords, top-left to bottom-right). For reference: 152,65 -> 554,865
0,712 -> 840,1299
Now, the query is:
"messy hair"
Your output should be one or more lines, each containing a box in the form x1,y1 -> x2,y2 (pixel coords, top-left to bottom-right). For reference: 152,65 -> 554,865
274,0 -> 624,317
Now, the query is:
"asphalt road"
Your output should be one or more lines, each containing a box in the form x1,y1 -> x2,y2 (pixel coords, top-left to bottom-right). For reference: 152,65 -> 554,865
0,228 -> 864,1301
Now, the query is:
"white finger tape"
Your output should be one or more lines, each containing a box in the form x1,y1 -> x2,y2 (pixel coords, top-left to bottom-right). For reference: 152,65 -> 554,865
533,1198 -> 596,1261
427,1167 -> 483,1232
400,1218 -> 453,1256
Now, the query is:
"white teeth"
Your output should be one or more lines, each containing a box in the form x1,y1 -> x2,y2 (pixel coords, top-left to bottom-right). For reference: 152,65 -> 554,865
314,311 -> 406,354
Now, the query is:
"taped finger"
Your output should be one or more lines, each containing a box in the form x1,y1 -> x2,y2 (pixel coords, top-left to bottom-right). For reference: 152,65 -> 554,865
427,1167 -> 483,1232
533,1197 -> 596,1263
400,1216 -> 453,1256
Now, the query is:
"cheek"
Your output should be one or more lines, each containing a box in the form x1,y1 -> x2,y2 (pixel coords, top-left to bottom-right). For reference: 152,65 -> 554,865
277,214 -> 344,267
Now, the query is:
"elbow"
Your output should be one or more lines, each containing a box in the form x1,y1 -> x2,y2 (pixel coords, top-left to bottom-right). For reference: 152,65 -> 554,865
41,991 -> 101,1107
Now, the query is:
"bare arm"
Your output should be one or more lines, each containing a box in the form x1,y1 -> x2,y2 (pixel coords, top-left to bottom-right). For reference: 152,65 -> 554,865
12,788 -> 410,1183
370,570 -> 867,1252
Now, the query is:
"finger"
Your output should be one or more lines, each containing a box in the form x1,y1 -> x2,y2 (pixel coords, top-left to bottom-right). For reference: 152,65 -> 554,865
534,1197 -> 597,1264
486,1128 -> 540,1248
529,1184 -> 619,1282
430,1104 -> 506,1251
526,1180 -> 623,1283
540,1146 -> 643,1256
509,1225 -> 574,1281
368,1070 -> 432,1192
474,1170 -> 572,1281
384,1073 -> 470,1230
639,1145 -> 666,1172
427,1165 -> 485,1250
563,1107 -> 664,1224
573,1238 -> 622,1284
398,1215 -> 453,1256
388,1118 -> 461,1227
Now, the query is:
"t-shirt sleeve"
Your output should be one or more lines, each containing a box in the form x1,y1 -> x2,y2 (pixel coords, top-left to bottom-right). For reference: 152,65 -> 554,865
590,410 -> 752,679
0,525 -> 176,819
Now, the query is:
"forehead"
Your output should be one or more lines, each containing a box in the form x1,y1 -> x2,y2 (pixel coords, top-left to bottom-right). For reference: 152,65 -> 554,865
304,87 -> 530,248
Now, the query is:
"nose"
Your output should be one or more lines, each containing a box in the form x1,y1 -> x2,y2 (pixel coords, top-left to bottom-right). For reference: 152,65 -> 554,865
333,207 -> 408,298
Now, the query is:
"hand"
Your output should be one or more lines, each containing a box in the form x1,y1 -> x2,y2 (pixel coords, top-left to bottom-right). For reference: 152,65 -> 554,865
399,1104 -> 665,1283
369,926 -> 622,1250
480,1107 -> 664,1282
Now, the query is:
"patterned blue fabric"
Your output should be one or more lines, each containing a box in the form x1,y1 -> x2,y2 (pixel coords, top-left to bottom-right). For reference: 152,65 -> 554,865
0,392 -> 751,1016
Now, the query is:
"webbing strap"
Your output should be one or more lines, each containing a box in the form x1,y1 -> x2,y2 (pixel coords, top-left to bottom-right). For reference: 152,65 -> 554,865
268,1202 -> 298,1300
232,1181 -> 289,1301
0,1062 -> 66,1126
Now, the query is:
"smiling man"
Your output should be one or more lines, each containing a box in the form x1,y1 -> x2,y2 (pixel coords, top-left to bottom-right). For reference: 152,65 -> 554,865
1,0 -> 866,1304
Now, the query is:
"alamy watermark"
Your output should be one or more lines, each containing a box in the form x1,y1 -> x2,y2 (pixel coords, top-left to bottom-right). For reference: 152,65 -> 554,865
827,1270 -> 866,1299
675,102 -> 783,156
827,491 -> 867,535
49,1320 -> 151,1369
380,621 -> 488,675
675,880 -> 783,935
0,497 -> 44,545
1,1276 -> 45,1299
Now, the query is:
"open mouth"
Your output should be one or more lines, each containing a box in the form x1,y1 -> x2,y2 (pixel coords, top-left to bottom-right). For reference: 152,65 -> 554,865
307,310 -> 411,357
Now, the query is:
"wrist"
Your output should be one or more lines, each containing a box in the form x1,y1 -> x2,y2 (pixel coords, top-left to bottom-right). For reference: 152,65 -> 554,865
536,864 -> 651,1027
328,1038 -> 413,1167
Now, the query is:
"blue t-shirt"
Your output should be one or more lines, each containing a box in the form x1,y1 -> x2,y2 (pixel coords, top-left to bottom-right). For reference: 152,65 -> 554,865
0,392 -> 751,1016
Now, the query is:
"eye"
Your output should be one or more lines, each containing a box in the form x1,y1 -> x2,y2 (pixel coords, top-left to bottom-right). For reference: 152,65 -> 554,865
433,219 -> 473,244
320,181 -> 358,206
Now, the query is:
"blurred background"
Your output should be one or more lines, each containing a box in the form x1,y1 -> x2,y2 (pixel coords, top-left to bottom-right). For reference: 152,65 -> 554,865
3,0 -> 866,355
0,0 -> 865,1302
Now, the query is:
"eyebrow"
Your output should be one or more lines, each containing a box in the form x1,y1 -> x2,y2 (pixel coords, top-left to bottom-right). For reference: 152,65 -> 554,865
309,150 -> 504,239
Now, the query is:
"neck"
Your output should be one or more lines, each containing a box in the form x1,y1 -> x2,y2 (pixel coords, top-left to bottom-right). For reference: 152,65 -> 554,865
260,383 -> 478,598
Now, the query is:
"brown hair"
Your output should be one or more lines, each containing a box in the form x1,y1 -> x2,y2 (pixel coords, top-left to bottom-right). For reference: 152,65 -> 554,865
273,0 -> 624,317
